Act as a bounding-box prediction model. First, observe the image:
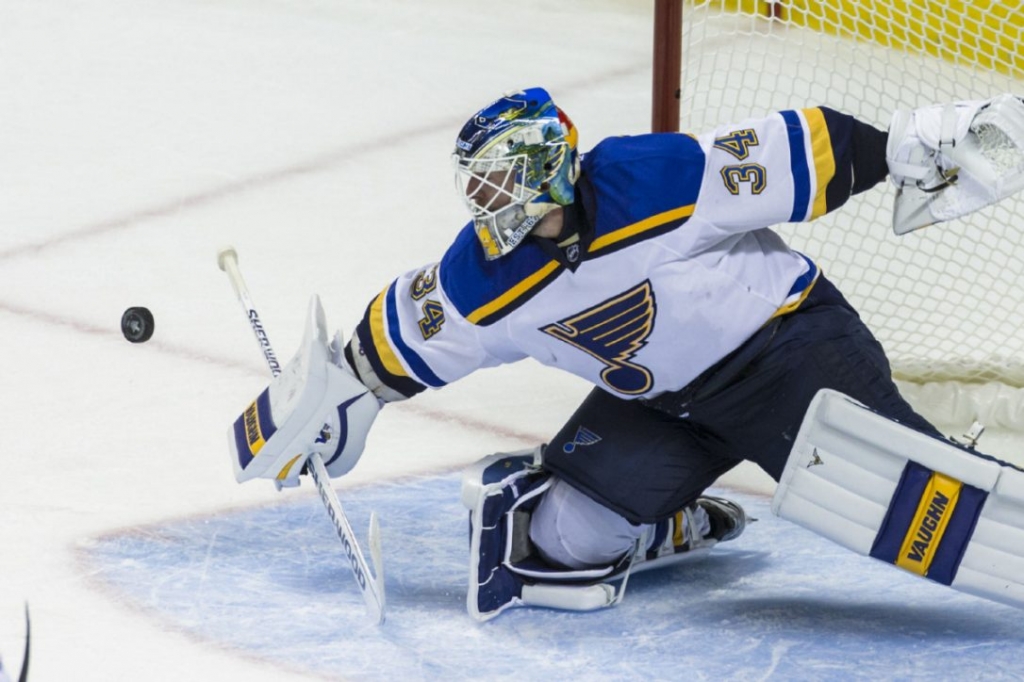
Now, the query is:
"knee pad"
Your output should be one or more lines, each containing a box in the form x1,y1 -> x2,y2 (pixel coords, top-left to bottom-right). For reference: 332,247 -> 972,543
530,478 -> 646,569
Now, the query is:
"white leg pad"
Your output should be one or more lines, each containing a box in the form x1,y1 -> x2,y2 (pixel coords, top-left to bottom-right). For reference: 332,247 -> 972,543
773,389 -> 1024,610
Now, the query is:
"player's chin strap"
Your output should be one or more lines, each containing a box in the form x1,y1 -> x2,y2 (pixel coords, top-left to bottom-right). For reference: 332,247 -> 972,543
774,389 -> 1024,611
887,93 -> 1024,234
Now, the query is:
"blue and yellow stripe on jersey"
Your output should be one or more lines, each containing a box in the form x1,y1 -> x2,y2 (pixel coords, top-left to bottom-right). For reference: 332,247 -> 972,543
869,460 -> 988,585
801,108 -> 837,219
442,223 -> 567,327
780,108 -> 838,222
354,282 -> 445,399
464,260 -> 563,325
588,203 -> 695,256
442,202 -> 699,328
583,132 -> 703,257
770,253 -> 820,319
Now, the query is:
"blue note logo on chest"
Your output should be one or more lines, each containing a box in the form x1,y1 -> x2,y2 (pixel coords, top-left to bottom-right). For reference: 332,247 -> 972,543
540,280 -> 657,395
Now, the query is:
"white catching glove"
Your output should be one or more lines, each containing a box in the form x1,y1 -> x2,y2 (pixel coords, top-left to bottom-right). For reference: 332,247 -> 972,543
227,295 -> 380,489
887,93 -> 1024,234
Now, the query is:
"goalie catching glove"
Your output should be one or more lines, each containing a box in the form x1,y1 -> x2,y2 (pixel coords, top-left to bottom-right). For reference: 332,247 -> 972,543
227,295 -> 379,488
887,93 -> 1024,234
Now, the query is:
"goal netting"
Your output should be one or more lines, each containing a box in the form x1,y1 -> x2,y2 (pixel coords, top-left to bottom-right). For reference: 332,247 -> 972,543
680,0 -> 1024,433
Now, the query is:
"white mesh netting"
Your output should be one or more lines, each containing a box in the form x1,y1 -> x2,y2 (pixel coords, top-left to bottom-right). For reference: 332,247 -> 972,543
680,0 -> 1024,432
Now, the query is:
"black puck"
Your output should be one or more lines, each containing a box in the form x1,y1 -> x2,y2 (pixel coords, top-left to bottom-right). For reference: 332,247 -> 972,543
121,307 -> 155,343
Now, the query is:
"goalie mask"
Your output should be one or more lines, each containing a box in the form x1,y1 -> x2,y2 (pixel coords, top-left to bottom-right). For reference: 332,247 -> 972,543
453,87 -> 580,260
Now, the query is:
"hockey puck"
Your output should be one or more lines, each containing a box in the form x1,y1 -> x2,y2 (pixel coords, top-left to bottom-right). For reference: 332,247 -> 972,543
121,307 -> 155,343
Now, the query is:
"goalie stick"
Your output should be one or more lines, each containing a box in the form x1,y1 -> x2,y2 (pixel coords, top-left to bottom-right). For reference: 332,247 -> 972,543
0,604 -> 29,682
18,604 -> 28,682
217,246 -> 386,625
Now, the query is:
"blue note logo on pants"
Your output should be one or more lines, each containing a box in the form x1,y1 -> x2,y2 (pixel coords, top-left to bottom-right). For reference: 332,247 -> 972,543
563,426 -> 602,453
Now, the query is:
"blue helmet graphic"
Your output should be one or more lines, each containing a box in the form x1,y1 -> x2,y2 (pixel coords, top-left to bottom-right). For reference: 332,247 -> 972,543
453,88 -> 580,259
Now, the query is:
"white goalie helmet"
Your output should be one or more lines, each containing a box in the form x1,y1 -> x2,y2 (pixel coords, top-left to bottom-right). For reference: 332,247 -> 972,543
453,87 -> 580,260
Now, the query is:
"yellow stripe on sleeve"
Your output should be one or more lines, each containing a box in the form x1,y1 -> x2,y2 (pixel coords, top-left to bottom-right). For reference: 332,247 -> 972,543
801,108 -> 836,219
464,203 -> 695,326
466,260 -> 561,324
589,204 -> 695,253
769,270 -> 820,321
368,286 -> 410,379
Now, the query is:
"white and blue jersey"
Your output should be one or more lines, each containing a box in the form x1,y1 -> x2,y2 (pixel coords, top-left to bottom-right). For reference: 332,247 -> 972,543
348,107 -> 887,402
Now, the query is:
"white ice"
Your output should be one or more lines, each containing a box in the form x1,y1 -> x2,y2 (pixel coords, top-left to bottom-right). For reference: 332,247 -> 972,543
0,2 -> 1021,680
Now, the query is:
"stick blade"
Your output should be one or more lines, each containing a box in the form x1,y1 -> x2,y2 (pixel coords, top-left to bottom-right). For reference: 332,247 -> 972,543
369,511 -> 386,624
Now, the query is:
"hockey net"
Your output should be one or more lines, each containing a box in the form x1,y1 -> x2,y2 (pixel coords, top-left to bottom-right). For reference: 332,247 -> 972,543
679,0 -> 1024,434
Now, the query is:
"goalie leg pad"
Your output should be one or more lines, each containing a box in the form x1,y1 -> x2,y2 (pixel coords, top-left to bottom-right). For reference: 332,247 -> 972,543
461,450 -> 746,621
773,389 -> 1024,609
461,449 -> 621,621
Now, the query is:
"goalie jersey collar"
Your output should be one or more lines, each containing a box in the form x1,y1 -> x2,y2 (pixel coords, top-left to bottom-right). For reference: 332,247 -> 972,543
530,175 -> 595,271
438,174 -> 597,327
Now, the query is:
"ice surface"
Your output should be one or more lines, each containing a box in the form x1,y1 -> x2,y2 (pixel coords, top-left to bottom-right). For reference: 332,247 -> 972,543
80,480 -> 1024,681
1,1 -> 1022,680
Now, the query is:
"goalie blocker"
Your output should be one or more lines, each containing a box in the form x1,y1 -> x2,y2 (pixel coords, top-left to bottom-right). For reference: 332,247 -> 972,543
774,389 -> 1024,609
228,295 -> 379,488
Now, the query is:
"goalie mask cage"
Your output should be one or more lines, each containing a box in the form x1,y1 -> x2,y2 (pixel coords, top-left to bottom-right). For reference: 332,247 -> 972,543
665,0 -> 1024,432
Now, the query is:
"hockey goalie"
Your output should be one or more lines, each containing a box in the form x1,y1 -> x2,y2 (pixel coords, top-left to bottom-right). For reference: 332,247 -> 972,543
229,87 -> 1024,620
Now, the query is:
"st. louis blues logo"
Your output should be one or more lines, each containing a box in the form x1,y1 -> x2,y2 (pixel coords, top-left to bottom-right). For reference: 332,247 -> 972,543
541,280 -> 657,395
563,426 -> 602,453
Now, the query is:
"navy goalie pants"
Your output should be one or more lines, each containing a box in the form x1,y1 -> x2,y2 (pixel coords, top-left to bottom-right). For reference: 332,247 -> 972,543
542,275 -> 943,525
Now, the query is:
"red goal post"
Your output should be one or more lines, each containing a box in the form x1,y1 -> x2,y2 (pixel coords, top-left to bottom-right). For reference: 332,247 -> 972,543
652,0 -> 683,133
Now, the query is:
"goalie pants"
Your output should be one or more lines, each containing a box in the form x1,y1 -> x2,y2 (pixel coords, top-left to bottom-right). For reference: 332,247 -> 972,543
541,274 -> 942,525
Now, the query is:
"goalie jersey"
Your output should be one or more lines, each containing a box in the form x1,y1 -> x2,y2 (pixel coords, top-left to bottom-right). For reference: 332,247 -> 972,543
347,107 -> 889,402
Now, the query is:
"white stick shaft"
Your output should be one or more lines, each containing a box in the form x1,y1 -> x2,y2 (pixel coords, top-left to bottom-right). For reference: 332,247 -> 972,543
308,453 -> 386,624
216,246 -> 385,624
217,248 -> 282,376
